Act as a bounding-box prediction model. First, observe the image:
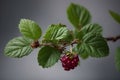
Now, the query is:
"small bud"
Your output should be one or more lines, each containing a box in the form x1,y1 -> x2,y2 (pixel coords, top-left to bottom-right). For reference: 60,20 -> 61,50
31,40 -> 40,48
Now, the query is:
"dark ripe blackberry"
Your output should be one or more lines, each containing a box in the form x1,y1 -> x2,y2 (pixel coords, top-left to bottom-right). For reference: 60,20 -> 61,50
60,54 -> 79,71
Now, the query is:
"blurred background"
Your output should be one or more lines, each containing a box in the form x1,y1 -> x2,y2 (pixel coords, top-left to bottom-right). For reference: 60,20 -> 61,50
0,0 -> 120,80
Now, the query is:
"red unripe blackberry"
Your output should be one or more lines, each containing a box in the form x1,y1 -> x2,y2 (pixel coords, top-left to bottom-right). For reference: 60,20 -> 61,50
60,53 -> 79,71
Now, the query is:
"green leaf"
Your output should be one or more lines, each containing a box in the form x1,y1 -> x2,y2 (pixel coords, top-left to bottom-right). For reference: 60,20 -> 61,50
59,30 -> 74,43
115,47 -> 120,72
77,33 -> 109,58
74,23 -> 108,58
43,24 -> 68,41
73,47 -> 89,59
80,24 -> 102,35
75,24 -> 102,40
109,10 -> 120,24
4,37 -> 33,58
67,3 -> 91,30
80,53 -> 89,59
19,19 -> 42,40
38,46 -> 61,68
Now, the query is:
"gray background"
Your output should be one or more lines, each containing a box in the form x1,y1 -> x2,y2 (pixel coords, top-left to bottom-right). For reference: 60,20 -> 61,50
0,0 -> 120,80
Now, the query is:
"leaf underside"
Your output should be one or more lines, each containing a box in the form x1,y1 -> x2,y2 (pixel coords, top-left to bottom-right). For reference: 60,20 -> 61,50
4,37 -> 33,58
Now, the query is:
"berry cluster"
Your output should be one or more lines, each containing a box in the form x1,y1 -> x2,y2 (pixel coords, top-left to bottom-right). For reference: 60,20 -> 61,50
60,53 -> 79,71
